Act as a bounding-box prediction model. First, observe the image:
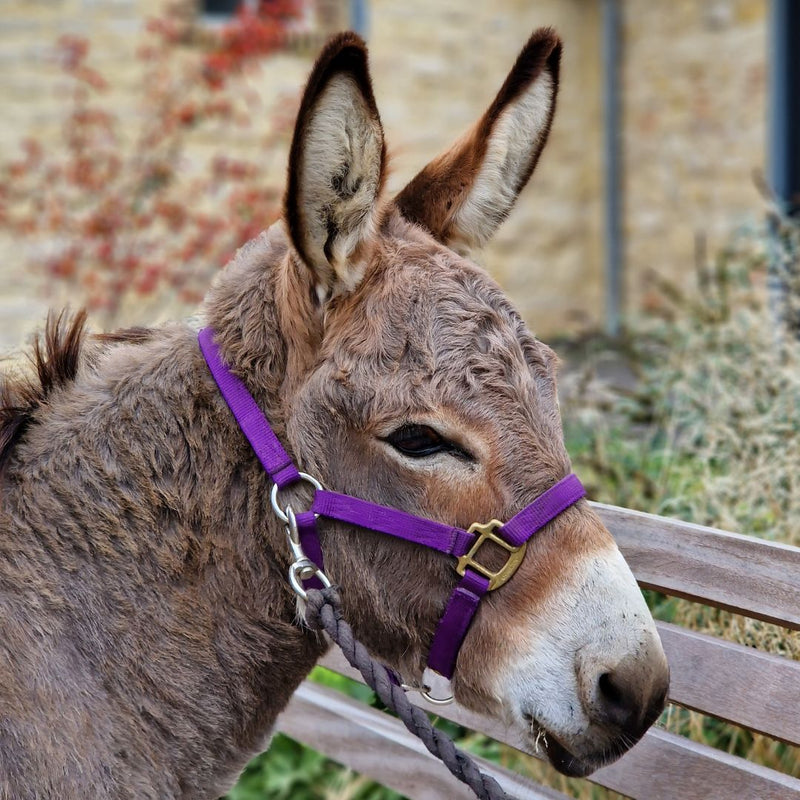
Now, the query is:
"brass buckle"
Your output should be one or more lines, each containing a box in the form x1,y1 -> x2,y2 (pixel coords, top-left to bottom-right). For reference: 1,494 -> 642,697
456,520 -> 527,591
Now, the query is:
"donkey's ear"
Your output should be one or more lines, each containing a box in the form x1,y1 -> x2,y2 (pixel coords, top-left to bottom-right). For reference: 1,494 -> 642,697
285,32 -> 386,297
395,28 -> 560,252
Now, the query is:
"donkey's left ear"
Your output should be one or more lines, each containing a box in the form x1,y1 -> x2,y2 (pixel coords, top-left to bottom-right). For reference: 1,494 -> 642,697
285,32 -> 386,298
395,29 -> 561,252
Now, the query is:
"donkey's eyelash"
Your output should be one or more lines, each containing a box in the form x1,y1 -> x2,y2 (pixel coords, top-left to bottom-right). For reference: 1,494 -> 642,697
382,424 -> 474,461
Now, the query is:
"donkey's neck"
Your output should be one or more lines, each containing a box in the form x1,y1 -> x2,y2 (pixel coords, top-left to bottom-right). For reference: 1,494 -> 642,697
0,319 -> 330,798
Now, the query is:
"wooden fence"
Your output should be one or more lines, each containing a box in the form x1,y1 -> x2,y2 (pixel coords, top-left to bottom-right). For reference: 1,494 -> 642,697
276,501 -> 800,800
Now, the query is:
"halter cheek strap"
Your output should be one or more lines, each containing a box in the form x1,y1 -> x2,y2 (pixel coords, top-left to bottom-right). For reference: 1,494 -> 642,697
425,474 -> 585,681
198,328 -> 586,694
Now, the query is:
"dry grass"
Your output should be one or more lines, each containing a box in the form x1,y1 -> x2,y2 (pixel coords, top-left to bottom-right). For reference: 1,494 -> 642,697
567,218 -> 800,542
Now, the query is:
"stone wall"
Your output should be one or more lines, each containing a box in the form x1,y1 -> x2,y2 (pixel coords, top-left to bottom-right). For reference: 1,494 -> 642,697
369,0 -> 606,337
0,0 -> 769,351
0,0 -> 317,351
367,0 -> 767,335
0,0 -> 164,352
621,0 -> 766,313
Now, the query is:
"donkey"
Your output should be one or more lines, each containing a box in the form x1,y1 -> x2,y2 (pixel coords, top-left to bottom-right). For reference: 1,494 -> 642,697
0,29 -> 668,799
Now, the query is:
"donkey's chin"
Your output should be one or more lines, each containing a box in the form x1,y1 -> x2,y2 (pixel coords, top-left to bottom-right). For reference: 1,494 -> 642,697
541,735 -> 600,778
527,706 -> 666,778
523,723 -> 620,778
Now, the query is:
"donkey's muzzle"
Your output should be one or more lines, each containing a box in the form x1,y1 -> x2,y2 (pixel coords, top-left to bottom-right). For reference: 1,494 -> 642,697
570,626 -> 670,773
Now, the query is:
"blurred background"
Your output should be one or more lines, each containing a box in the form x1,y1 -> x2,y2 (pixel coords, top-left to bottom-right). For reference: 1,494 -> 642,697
0,0 -> 782,348
3,2 -> 800,799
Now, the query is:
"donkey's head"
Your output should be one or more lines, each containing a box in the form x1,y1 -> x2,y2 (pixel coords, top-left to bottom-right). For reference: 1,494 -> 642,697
256,30 -> 668,776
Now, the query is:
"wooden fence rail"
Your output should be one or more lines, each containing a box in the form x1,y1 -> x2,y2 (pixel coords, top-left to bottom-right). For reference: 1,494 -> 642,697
276,502 -> 800,800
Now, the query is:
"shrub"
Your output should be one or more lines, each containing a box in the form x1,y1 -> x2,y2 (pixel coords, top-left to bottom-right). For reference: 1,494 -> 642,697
0,0 -> 301,326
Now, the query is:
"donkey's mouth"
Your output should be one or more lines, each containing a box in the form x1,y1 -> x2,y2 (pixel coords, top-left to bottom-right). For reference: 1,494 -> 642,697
523,715 -> 597,778
537,727 -> 638,778
541,735 -> 595,778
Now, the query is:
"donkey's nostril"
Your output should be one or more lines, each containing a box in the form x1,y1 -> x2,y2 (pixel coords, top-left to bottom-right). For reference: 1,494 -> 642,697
596,670 -> 639,730
598,672 -> 622,704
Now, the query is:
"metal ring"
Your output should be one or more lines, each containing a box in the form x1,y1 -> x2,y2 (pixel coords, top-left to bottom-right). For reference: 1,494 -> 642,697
398,682 -> 455,705
289,559 -> 332,600
420,689 -> 455,706
419,667 -> 455,705
270,473 -> 323,523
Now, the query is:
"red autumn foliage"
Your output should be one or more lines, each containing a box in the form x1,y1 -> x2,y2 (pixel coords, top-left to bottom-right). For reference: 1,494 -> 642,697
0,0 -> 302,323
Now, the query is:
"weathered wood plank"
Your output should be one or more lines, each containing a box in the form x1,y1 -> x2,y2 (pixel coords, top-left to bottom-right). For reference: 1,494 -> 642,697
590,727 -> 800,800
278,682 -> 571,800
316,651 -> 800,799
657,621 -> 800,746
593,502 -> 800,629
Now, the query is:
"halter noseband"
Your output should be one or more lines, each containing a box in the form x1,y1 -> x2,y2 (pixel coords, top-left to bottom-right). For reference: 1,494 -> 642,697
198,328 -> 586,702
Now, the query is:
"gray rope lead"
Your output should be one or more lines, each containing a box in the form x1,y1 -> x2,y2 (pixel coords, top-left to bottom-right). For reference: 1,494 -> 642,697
304,586 -> 515,800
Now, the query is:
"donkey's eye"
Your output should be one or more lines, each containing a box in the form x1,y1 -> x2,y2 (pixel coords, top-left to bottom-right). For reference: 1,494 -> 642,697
384,424 -> 469,459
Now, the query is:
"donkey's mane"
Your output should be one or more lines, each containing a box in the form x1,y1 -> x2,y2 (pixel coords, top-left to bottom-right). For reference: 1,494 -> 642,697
0,310 -> 88,472
0,313 -> 160,474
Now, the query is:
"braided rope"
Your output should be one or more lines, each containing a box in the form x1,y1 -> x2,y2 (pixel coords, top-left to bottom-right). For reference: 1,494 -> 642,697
304,586 -> 515,800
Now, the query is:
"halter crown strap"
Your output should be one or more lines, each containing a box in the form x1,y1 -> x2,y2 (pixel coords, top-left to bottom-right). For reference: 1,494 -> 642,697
198,328 -> 586,691
198,327 -> 301,489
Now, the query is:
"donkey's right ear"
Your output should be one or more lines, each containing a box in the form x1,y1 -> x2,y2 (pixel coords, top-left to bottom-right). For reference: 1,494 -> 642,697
284,33 -> 386,300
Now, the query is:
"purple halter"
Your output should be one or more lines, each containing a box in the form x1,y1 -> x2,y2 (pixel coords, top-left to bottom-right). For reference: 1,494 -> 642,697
198,328 -> 586,698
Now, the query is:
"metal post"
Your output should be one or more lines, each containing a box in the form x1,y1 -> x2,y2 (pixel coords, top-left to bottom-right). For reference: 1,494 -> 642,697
602,0 -> 623,338
350,0 -> 368,38
769,0 -> 800,216
767,0 -> 800,337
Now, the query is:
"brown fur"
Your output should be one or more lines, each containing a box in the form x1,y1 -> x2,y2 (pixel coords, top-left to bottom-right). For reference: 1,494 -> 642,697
0,31 -> 666,799
395,28 -> 561,247
94,326 -> 155,345
285,33 -> 387,294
